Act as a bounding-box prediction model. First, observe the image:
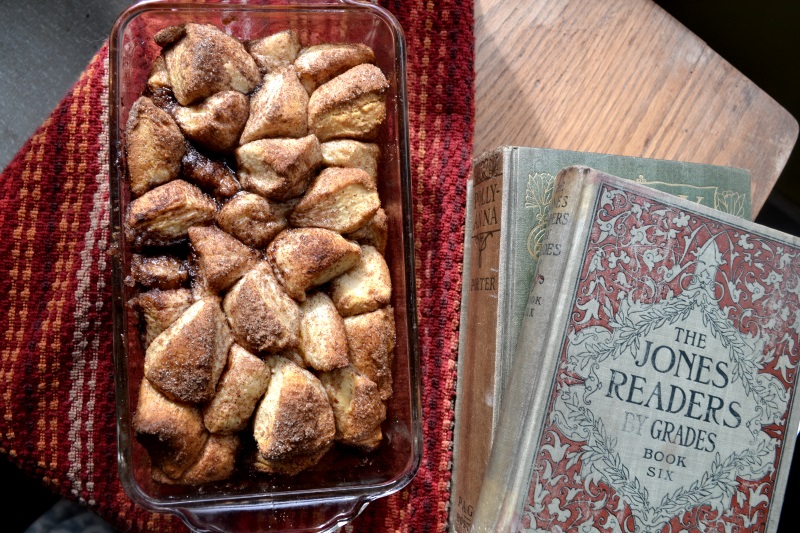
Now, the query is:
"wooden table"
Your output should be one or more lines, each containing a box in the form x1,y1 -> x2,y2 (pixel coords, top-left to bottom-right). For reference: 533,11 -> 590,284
474,0 -> 798,218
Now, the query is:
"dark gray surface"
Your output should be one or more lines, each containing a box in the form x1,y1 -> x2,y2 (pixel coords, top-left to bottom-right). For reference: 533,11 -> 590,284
0,0 -> 133,170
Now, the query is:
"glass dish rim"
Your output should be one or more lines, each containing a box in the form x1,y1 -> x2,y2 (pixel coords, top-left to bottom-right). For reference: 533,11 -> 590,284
107,0 -> 422,516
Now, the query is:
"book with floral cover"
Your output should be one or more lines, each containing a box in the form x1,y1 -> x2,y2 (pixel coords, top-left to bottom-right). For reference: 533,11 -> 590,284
472,166 -> 800,532
451,147 -> 751,532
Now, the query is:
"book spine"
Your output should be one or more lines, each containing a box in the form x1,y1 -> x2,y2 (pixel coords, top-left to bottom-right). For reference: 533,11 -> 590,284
450,148 -> 506,533
471,166 -> 599,532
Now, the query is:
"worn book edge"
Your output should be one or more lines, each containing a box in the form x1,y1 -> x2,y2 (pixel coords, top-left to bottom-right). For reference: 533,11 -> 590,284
473,166 -> 800,532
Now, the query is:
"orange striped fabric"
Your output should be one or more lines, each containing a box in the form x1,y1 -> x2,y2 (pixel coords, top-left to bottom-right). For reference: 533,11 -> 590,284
0,1 -> 473,530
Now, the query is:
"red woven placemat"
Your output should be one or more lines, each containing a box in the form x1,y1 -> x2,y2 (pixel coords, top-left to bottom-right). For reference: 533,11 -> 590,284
0,1 -> 473,531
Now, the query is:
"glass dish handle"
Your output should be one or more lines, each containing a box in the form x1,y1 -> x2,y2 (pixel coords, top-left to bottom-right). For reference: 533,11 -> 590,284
174,496 -> 371,533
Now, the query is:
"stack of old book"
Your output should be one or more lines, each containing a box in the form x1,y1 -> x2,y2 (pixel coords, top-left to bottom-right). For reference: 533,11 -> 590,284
452,147 -> 800,533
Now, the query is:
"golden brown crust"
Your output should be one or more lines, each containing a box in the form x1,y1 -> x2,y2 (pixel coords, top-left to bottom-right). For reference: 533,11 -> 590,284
153,434 -> 240,485
295,43 -> 375,94
217,192 -> 289,249
330,245 -> 392,316
253,356 -> 335,467
147,55 -> 172,91
252,444 -> 332,476
181,144 -> 241,200
131,254 -> 188,290
144,297 -> 233,403
235,135 -> 322,201
203,344 -> 270,434
162,23 -> 260,106
320,366 -> 385,449
125,180 -> 217,249
189,225 -> 260,294
134,288 -> 194,349
246,30 -> 302,75
343,307 -> 395,401
172,91 -> 249,153
307,64 -> 388,141
319,140 -> 380,182
345,207 -> 388,255
239,66 -> 309,144
299,292 -> 349,371
126,96 -> 186,197
289,167 -> 380,234
266,227 -> 361,301
133,378 -> 208,480
223,262 -> 301,353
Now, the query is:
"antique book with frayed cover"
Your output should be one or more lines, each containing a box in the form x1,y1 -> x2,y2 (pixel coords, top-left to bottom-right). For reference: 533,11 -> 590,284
471,166 -> 800,532
450,147 -> 751,532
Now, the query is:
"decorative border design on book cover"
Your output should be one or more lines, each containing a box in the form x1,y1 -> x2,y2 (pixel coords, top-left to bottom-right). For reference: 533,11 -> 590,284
522,183 -> 799,532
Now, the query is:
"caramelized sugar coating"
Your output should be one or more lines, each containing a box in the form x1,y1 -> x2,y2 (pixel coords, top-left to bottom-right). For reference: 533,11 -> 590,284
253,356 -> 336,472
153,434 -> 240,485
131,254 -> 188,290
308,63 -> 389,141
126,24 -> 395,482
147,55 -> 172,92
295,43 -> 375,94
252,444 -> 332,476
144,297 -> 233,404
320,365 -> 386,450
217,192 -> 289,249
134,288 -> 194,349
156,23 -> 260,106
299,292 -> 350,372
133,378 -> 209,480
236,135 -> 322,201
266,227 -> 361,301
126,96 -> 185,197
345,207 -> 388,255
181,144 -> 240,200
320,139 -> 380,181
246,29 -> 302,75
343,306 -> 395,401
223,262 -> 301,353
172,91 -> 249,153
289,167 -> 380,234
239,66 -> 309,144
330,245 -> 392,316
203,344 -> 271,434
125,179 -> 217,249
188,225 -> 260,294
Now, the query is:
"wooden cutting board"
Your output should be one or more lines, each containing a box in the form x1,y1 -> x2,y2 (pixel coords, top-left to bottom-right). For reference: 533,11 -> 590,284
474,0 -> 798,218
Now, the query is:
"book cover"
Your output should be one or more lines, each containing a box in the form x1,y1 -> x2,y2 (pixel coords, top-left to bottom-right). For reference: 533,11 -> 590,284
450,147 -> 751,532
472,166 -> 800,532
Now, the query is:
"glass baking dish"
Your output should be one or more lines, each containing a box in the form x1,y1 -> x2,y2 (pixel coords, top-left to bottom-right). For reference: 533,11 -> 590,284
107,1 -> 420,531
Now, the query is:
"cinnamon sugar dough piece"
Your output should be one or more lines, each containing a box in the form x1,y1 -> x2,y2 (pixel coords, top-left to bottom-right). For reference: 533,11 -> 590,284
203,344 -> 270,434
330,245 -> 391,316
299,292 -> 349,372
172,91 -> 249,153
289,167 -> 380,234
236,135 -> 322,201
252,356 -> 335,474
266,227 -> 361,302
133,378 -> 208,480
343,306 -> 395,401
295,43 -> 375,94
156,23 -> 260,106
144,297 -> 233,404
307,63 -> 389,142
223,262 -> 301,353
126,96 -> 185,197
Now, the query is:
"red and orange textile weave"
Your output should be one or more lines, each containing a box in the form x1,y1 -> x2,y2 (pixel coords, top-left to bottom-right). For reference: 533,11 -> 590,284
0,1 -> 473,530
